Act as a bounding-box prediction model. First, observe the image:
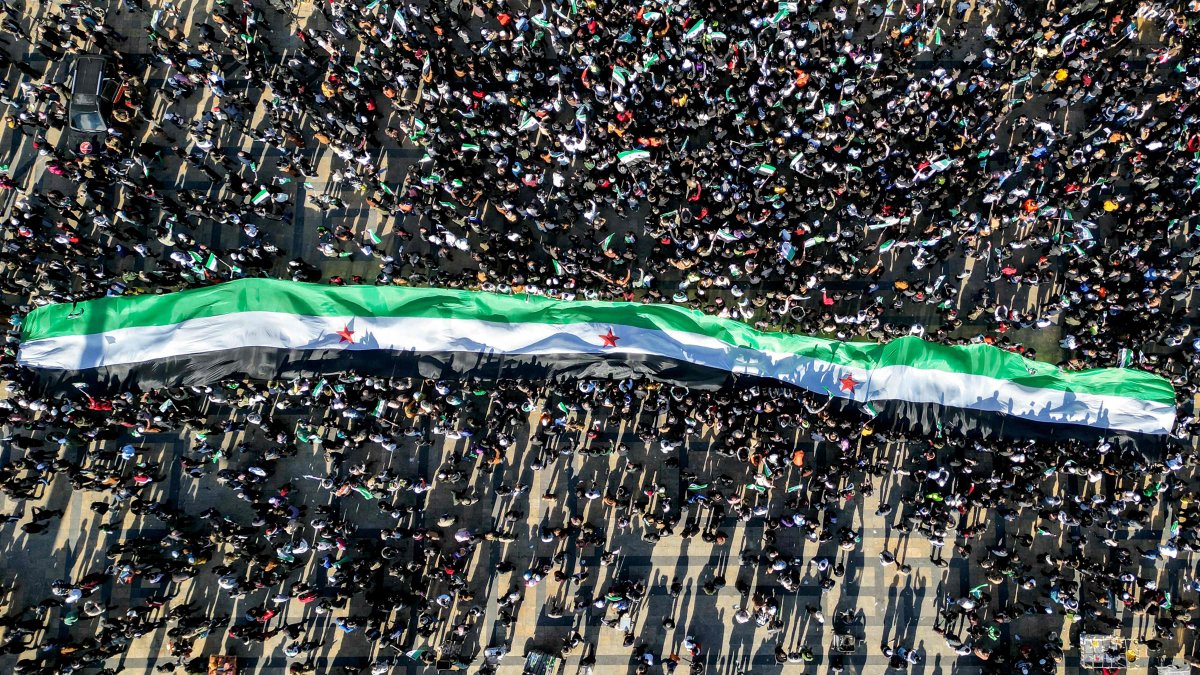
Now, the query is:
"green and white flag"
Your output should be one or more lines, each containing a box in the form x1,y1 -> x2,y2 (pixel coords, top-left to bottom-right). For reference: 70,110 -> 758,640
754,163 -> 777,176
518,113 -> 540,132
252,189 -> 271,205
204,253 -> 219,272
460,143 -> 481,152
16,279 -> 1177,436
618,149 -> 651,165
684,19 -> 706,40
1117,349 -> 1135,368
612,66 -> 631,88
600,233 -> 615,250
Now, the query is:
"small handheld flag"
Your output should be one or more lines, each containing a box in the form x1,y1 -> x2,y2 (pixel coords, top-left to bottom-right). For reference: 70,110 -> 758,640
618,150 -> 651,165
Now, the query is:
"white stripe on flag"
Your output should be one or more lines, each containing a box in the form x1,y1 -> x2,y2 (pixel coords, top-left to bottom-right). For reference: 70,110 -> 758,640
18,313 -> 1176,434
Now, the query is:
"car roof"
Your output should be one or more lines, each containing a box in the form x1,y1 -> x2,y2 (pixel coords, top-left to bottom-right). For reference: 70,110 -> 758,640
71,94 -> 100,108
72,56 -> 106,97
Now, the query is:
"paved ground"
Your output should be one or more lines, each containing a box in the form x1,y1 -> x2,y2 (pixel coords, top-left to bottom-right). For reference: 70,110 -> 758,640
0,392 -> 1186,675
0,405 -> 988,675
0,0 -> 1191,674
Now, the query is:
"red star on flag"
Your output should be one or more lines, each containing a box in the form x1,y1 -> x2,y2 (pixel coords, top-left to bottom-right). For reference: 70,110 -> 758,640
336,325 -> 355,343
838,374 -> 859,393
599,328 -> 620,347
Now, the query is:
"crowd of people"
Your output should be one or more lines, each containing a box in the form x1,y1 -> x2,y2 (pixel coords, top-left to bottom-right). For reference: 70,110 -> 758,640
0,0 -> 1199,671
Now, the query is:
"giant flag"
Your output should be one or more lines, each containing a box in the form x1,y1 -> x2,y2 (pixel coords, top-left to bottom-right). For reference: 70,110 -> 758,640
17,279 -> 1176,436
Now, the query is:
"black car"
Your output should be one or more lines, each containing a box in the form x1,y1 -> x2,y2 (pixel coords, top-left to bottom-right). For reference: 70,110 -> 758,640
66,55 -> 109,155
